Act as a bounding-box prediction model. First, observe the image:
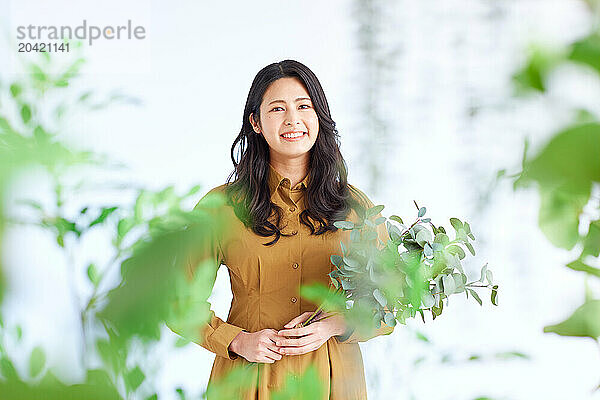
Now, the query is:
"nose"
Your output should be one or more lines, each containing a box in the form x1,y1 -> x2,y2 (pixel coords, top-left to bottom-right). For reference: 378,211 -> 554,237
284,108 -> 302,127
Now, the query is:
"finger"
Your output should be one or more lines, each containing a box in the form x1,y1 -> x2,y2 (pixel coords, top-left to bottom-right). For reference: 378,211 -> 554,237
265,346 -> 283,360
265,342 -> 283,355
283,312 -> 312,328
276,334 -> 318,348
266,330 -> 283,342
280,342 -> 321,356
278,325 -> 312,337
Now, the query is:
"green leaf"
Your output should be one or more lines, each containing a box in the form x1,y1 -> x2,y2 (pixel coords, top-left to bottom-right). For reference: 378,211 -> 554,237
566,259 -> 600,278
418,207 -> 426,217
78,90 -> 93,103
517,123 -> 600,248
124,366 -> 145,392
0,357 -> 18,380
491,288 -> 498,306
30,63 -> 47,82
365,231 -> 378,241
582,220 -> 600,257
373,288 -> 387,307
479,263 -> 488,283
464,242 -> 476,256
415,229 -> 432,247
87,263 -> 100,286
85,368 -> 120,397
89,206 -> 118,228
423,243 -> 433,257
387,222 -> 402,241
468,289 -> 482,306
544,300 -> 600,339
452,273 -> 466,292
446,244 -> 465,260
117,217 -> 135,244
417,309 -> 425,323
442,275 -> 455,295
494,351 -> 529,360
568,32 -> 600,73
29,346 -> 46,378
449,218 -> 463,232
96,339 -> 125,374
421,292 -> 435,308
343,256 -> 361,271
537,183 -> 589,250
485,270 -> 494,285
330,255 -> 343,268
333,220 -> 354,230
511,46 -> 558,93
384,312 -> 396,327
431,299 -> 443,319
415,331 -> 430,342
185,184 -> 202,198
464,222 -> 472,234
374,216 -> 386,225
434,233 -> 449,246
21,104 -> 32,124
134,190 -> 150,222
390,215 -> 404,224
366,204 -> 384,218
9,83 -> 22,98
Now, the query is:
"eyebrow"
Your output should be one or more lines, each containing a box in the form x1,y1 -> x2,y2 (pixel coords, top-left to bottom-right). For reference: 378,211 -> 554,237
267,97 -> 312,106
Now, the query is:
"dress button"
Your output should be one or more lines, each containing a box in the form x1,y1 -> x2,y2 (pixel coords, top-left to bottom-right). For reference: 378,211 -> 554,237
289,207 -> 296,212
292,262 -> 299,269
291,297 -> 297,303
291,230 -> 298,235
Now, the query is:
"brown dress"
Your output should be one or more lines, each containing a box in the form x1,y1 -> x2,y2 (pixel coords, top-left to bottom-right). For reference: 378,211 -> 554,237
181,164 -> 394,399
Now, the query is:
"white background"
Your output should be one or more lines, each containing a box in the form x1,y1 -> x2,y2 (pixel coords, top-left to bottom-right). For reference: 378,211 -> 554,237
1,0 -> 599,399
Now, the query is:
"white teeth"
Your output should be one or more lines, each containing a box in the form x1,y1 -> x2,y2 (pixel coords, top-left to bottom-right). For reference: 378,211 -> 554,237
282,132 -> 305,138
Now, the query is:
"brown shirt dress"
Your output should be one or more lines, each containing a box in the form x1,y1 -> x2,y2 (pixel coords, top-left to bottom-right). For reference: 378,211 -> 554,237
182,164 -> 394,399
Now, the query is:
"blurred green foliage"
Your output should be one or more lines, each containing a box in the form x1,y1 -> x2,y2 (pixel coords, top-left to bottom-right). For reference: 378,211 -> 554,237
0,47 -> 329,399
510,12 -> 600,391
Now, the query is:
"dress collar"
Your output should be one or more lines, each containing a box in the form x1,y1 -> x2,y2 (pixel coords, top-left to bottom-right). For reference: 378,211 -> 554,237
267,163 -> 309,197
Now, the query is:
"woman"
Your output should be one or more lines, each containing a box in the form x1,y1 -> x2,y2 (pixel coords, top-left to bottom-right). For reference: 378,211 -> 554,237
182,60 -> 394,399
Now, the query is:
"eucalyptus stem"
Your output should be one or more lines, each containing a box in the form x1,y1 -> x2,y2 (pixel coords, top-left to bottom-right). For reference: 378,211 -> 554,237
299,286 -> 344,327
299,311 -> 340,328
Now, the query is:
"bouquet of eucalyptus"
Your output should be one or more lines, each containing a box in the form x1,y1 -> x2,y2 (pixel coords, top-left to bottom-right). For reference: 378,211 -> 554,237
299,201 -> 498,333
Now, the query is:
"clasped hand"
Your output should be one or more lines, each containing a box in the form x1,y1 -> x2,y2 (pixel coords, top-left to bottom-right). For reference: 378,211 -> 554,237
275,311 -> 347,356
229,311 -> 348,363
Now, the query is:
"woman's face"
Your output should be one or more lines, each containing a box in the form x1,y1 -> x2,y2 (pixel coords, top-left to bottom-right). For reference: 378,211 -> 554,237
250,77 -> 319,162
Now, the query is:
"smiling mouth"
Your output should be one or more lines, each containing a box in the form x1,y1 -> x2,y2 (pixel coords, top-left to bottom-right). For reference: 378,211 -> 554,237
281,131 -> 307,140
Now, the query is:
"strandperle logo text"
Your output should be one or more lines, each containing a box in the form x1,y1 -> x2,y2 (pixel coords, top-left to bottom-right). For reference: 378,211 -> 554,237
16,20 -> 146,46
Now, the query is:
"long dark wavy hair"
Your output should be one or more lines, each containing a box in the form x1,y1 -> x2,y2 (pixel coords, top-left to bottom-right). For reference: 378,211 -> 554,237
225,59 -> 364,246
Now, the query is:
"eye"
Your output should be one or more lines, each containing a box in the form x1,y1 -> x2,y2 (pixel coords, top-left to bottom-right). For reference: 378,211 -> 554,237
299,104 -> 311,109
271,106 -> 284,111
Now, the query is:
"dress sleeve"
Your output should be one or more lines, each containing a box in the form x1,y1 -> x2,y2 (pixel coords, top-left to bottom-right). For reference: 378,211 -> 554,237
335,184 -> 395,344
166,187 -> 246,360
